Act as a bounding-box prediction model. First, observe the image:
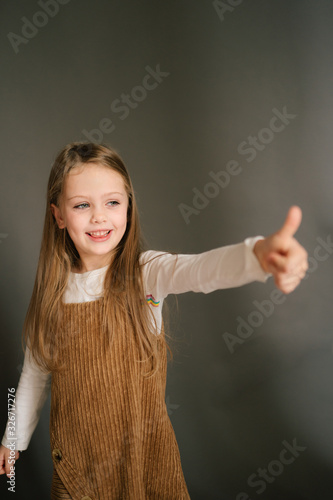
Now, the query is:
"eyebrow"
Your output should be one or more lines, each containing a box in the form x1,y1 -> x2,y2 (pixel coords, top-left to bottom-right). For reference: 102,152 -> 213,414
67,192 -> 125,201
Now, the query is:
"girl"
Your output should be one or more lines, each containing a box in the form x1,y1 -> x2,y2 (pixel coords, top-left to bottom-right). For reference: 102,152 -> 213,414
0,142 -> 308,499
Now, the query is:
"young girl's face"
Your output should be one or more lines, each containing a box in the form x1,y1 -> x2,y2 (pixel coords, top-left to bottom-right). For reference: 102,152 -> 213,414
51,163 -> 128,273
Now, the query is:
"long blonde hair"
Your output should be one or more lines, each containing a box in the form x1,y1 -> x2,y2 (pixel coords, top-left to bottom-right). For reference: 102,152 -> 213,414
23,142 -> 172,377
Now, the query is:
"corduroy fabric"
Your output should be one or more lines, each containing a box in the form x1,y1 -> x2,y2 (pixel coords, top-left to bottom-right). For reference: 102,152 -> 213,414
50,297 -> 190,499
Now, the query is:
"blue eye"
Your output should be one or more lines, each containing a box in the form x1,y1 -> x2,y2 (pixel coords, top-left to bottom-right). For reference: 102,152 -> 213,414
74,203 -> 89,209
108,201 -> 119,206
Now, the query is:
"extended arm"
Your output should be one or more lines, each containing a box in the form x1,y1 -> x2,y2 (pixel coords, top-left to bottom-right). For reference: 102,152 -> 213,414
142,207 -> 308,300
142,236 -> 271,300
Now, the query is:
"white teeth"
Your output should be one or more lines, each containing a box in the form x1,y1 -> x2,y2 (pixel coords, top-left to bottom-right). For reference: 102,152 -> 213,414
89,231 -> 110,237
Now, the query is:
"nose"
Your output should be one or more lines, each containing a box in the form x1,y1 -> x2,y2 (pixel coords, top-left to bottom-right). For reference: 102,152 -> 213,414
91,207 -> 107,223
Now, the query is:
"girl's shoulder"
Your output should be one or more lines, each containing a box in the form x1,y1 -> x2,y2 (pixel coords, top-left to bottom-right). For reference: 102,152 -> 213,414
138,250 -> 179,300
139,249 -> 177,267
139,249 -> 164,263
139,250 -> 179,283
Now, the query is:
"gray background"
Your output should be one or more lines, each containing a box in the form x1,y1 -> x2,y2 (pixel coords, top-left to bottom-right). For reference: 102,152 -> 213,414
1,0 -> 333,498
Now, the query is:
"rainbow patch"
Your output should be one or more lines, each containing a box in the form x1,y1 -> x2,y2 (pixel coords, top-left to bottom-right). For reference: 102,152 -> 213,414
146,294 -> 160,307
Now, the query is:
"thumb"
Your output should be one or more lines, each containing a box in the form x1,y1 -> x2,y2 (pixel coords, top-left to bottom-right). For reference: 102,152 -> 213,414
276,206 -> 302,239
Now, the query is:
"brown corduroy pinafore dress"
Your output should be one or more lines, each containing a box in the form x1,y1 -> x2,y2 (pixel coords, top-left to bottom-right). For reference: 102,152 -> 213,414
50,297 -> 190,499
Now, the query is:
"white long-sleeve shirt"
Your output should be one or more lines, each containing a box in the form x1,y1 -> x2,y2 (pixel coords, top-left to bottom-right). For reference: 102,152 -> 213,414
1,237 -> 270,451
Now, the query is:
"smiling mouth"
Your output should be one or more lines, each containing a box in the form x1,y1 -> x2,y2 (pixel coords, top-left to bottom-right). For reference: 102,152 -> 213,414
87,230 -> 111,237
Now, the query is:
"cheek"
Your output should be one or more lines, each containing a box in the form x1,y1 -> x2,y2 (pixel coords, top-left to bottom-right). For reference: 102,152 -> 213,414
117,206 -> 128,229
121,213 -> 128,231
66,213 -> 89,237
68,215 -> 84,230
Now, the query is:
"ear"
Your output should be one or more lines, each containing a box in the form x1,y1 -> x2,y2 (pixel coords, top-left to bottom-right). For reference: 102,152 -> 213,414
50,203 -> 66,229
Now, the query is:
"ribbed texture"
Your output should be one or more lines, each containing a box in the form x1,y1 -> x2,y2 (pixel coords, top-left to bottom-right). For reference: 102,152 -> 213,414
50,298 -> 190,499
51,468 -> 72,499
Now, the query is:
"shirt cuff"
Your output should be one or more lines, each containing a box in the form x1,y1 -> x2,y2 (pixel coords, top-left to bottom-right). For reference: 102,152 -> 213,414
244,236 -> 272,283
1,426 -> 29,451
